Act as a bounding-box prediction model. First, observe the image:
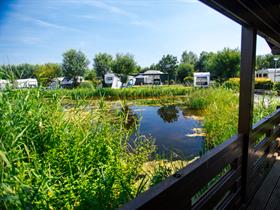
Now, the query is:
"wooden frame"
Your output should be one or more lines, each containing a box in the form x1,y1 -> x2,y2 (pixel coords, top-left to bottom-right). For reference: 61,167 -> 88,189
120,0 -> 280,208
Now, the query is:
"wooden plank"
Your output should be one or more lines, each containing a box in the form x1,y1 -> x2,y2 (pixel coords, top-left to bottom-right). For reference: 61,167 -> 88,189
217,187 -> 242,210
247,156 -> 280,210
264,157 -> 280,210
251,109 -> 280,140
246,152 -> 276,204
238,26 -> 257,203
192,166 -> 242,210
119,135 -> 241,210
248,126 -> 280,175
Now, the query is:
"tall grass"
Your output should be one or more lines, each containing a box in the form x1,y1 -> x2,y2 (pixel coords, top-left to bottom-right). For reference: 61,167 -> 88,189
0,89 -> 155,209
42,85 -> 192,100
185,88 -> 279,149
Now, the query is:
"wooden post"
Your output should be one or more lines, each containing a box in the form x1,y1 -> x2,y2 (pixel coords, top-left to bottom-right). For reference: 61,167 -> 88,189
238,26 -> 257,204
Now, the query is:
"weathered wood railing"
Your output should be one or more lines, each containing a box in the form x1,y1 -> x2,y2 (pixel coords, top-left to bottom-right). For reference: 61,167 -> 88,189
120,109 -> 280,210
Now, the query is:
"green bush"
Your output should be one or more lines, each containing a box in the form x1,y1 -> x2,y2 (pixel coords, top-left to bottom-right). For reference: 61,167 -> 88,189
170,79 -> 175,85
274,82 -> 280,92
183,76 -> 193,86
255,78 -> 273,90
223,77 -> 274,90
79,80 -> 94,89
222,78 -> 239,90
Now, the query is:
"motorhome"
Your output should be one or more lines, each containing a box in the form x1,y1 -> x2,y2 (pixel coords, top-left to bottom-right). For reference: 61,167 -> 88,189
15,78 -> 38,89
193,72 -> 210,87
104,73 -> 122,88
134,70 -> 167,85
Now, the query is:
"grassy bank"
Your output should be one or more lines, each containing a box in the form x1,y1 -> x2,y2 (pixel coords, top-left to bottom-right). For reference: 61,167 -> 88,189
0,89 -> 157,209
1,87 -> 278,209
42,85 -> 192,100
184,88 -> 279,149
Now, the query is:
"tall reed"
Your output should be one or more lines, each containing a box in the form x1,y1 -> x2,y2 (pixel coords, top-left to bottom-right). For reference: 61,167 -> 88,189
0,89 -> 155,209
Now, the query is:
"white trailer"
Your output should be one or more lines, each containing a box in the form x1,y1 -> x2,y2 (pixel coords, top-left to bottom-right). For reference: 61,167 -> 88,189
15,78 -> 38,89
104,73 -> 122,88
194,72 -> 210,87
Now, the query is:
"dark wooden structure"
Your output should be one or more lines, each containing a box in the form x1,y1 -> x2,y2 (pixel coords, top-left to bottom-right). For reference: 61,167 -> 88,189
120,1 -> 280,209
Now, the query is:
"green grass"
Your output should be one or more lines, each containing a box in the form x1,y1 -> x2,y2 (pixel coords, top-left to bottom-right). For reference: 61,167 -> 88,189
1,86 -> 278,209
184,88 -> 279,149
0,89 -> 155,209
42,85 -> 192,100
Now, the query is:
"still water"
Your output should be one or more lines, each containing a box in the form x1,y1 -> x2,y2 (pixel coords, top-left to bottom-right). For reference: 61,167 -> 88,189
130,106 -> 205,160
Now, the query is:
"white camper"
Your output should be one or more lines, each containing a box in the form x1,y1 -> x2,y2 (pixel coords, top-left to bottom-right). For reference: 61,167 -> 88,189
194,72 -> 210,87
0,80 -> 10,90
15,78 -> 38,89
104,73 -> 122,88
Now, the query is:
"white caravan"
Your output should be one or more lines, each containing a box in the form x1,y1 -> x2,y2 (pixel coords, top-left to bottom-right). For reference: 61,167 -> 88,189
193,72 -> 210,87
104,73 -> 122,88
15,78 -> 38,89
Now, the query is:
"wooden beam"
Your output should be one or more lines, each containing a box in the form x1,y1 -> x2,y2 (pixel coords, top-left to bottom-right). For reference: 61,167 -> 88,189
238,26 -> 257,204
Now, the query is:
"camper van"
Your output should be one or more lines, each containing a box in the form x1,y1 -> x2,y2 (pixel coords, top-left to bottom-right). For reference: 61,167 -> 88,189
15,78 -> 38,89
104,73 -> 122,88
193,72 -> 210,87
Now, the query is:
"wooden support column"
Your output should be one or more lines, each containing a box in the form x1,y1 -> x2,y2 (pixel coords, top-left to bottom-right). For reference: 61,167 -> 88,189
238,26 -> 257,204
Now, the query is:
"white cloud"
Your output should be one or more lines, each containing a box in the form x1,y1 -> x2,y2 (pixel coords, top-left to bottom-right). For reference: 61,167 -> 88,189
14,14 -> 80,32
176,0 -> 199,3
20,36 -> 42,45
69,0 -> 136,17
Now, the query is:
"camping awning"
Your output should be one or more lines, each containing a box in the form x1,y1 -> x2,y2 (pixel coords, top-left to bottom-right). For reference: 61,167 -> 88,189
200,0 -> 280,55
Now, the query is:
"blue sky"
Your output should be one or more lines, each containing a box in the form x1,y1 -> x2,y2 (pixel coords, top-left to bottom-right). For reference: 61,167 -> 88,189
0,0 -> 271,67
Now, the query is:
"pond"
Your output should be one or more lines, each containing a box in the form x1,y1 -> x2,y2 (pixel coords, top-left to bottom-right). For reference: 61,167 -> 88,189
129,105 -> 205,160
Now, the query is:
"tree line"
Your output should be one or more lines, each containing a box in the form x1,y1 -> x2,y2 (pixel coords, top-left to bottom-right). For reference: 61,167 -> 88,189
1,48 -> 279,86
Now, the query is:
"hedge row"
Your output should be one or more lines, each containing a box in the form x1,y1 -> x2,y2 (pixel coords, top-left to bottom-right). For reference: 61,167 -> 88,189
223,77 -> 280,91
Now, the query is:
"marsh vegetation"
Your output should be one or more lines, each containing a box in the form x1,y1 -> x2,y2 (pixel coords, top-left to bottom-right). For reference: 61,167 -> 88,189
1,86 -> 279,209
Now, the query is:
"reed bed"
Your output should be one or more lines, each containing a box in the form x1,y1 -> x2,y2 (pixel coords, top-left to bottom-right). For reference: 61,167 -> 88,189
185,88 -> 279,149
0,89 -> 155,209
42,85 -> 192,100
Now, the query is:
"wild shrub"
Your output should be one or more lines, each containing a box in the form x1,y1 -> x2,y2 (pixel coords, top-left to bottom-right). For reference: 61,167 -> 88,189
0,89 -> 155,209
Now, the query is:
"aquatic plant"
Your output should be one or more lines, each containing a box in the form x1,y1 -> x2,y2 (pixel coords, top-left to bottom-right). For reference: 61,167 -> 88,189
41,85 -> 192,100
0,89 -> 155,209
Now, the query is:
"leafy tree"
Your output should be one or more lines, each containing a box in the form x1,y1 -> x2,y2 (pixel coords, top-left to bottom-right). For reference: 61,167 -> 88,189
93,53 -> 113,79
62,49 -> 89,86
112,53 -> 137,83
157,54 -> 178,82
84,69 -> 96,81
181,51 -> 198,65
34,63 -> 62,86
256,54 -> 280,70
196,49 -> 240,81
211,48 -> 240,80
149,63 -> 160,70
196,51 -> 215,72
177,63 -> 194,83
0,64 -> 38,80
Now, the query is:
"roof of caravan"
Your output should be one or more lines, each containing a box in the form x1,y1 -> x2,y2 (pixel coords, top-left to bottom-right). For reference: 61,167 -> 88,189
194,72 -> 210,76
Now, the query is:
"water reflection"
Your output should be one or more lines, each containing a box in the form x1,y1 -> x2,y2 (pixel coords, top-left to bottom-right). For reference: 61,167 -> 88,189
130,105 -> 205,160
157,106 -> 179,123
